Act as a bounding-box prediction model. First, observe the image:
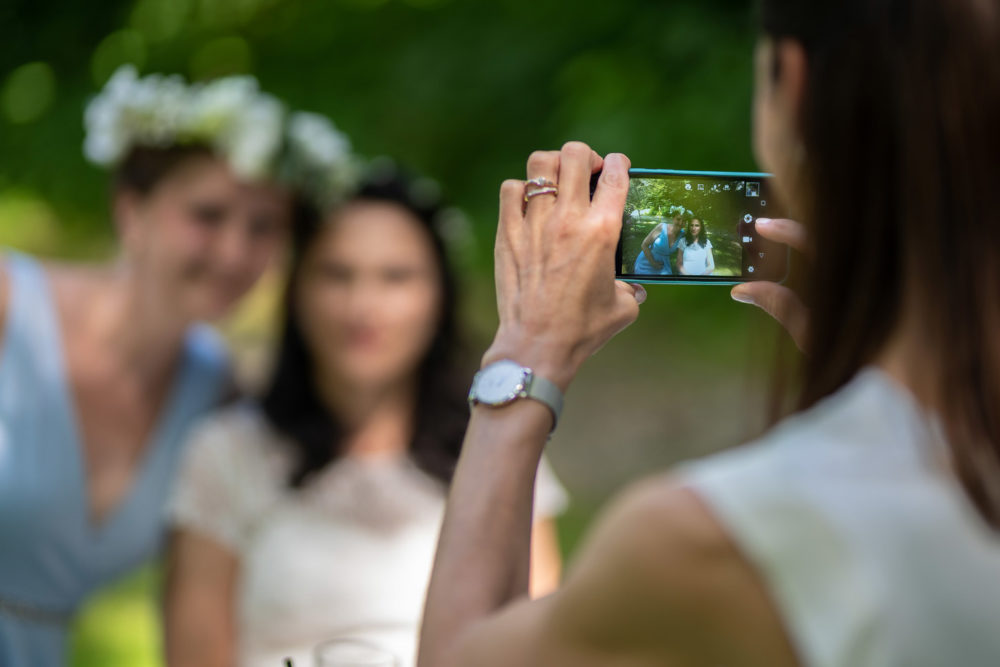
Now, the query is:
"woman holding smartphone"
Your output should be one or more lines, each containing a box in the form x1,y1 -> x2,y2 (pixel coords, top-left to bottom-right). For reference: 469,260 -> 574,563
165,167 -> 567,667
0,67 -> 308,666
419,1 -> 1000,666
676,217 -> 715,276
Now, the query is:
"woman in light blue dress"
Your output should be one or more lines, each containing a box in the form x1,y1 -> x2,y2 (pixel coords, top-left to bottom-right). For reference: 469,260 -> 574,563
0,67 -> 312,666
633,214 -> 684,275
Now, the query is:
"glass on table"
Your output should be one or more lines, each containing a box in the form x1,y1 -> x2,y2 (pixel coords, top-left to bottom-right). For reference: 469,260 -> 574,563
314,638 -> 400,667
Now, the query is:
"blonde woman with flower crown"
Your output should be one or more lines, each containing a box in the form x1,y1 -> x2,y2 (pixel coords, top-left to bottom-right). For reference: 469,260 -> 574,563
0,66 -> 347,666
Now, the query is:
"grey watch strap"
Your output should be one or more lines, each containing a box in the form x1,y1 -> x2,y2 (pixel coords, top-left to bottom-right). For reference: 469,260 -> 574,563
525,371 -> 564,429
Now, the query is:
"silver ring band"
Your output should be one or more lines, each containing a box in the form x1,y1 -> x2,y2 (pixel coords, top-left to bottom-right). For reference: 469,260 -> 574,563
523,177 -> 559,204
524,187 -> 558,202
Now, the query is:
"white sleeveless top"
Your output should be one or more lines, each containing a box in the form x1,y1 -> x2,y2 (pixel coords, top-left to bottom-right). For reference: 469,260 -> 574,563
681,368 -> 1000,667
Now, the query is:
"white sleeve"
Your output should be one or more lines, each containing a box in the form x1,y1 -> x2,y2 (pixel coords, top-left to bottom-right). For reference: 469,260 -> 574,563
533,454 -> 570,520
167,414 -> 256,553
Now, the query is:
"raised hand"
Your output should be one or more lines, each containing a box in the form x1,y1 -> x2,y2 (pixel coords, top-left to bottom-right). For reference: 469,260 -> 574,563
730,217 -> 810,351
483,142 -> 646,390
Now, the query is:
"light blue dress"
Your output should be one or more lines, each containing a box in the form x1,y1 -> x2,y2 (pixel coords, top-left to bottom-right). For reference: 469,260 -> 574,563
633,223 -> 680,275
0,252 -> 229,666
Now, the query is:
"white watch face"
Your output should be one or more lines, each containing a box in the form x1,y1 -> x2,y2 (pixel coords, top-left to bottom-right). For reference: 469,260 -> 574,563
475,360 -> 528,405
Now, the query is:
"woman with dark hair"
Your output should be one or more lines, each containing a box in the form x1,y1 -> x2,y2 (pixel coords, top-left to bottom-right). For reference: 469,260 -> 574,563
165,166 -> 567,667
0,67 -> 306,666
676,217 -> 715,276
419,2 -> 1000,666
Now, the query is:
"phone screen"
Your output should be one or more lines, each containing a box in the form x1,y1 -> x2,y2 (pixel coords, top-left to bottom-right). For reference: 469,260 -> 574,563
614,169 -> 788,284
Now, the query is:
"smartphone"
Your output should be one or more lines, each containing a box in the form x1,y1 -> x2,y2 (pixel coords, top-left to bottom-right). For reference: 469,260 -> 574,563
598,169 -> 789,285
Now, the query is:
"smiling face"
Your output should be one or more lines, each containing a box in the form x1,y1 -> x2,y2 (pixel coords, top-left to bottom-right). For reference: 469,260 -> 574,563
294,200 -> 444,391
115,154 -> 291,321
690,218 -> 703,240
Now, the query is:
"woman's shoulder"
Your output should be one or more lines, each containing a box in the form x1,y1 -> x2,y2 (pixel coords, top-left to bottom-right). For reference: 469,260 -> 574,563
186,402 -> 290,468
171,402 -> 293,548
680,368 -> 928,492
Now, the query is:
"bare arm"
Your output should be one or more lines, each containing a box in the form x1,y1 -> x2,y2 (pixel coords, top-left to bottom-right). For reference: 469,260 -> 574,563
165,530 -> 239,667
529,518 -> 562,598
421,418 -> 798,667
706,247 -> 715,275
640,224 -> 664,269
446,480 -> 799,667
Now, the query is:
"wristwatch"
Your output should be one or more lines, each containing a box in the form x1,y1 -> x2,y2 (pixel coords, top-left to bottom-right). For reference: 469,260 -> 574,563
468,359 -> 564,431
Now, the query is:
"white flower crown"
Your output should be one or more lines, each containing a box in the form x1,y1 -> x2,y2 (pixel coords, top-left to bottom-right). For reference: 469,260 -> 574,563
84,65 -> 358,206
281,111 -> 360,210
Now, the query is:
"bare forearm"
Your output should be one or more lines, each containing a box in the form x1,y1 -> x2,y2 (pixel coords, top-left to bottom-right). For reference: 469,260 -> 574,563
419,401 -> 552,666
641,245 -> 661,269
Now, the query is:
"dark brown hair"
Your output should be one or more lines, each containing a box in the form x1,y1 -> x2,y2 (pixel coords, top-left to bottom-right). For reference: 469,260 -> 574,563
260,168 -> 470,488
684,218 -> 707,247
761,0 -> 1000,525
113,144 -> 214,195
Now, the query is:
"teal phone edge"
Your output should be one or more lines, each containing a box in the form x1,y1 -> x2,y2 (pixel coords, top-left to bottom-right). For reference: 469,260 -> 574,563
610,168 -> 791,286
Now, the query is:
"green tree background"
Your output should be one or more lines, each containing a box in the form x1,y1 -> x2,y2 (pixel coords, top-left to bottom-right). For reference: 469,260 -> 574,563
0,1 -> 789,664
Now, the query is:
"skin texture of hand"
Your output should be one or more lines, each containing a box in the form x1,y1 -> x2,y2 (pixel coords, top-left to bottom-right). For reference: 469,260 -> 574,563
482,143 -> 646,390
730,217 -> 810,351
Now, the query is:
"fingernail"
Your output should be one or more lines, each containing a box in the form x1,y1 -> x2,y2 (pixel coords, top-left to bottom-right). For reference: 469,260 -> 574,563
611,152 -> 630,167
755,217 -> 772,226
731,289 -> 754,304
634,284 -> 647,305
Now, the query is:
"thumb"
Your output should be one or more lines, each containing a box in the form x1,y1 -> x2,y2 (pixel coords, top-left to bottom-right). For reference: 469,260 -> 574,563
731,282 -> 809,352
610,280 -> 644,333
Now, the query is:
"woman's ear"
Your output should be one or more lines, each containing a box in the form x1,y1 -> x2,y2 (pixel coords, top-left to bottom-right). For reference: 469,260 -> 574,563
773,39 -> 808,134
753,37 -> 809,198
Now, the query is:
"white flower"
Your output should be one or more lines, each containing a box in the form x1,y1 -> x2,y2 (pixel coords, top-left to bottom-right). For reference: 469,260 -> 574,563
82,65 -> 288,181
283,111 -> 359,209
288,112 -> 352,168
226,95 -> 285,179
83,65 -> 141,165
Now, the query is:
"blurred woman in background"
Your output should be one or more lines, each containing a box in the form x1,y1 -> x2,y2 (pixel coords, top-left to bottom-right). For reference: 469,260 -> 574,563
676,217 -> 714,275
0,67 -> 312,666
165,166 -> 567,667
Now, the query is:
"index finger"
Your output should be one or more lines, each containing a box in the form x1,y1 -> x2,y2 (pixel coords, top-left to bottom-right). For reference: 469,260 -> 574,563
591,153 -> 631,220
755,218 -> 812,257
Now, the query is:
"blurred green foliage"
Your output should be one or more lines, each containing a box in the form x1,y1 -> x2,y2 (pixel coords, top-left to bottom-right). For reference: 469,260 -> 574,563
1,0 -> 759,258
1,0 -> 767,664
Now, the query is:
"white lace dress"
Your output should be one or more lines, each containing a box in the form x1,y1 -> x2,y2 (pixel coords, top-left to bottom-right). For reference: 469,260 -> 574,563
168,403 -> 568,667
